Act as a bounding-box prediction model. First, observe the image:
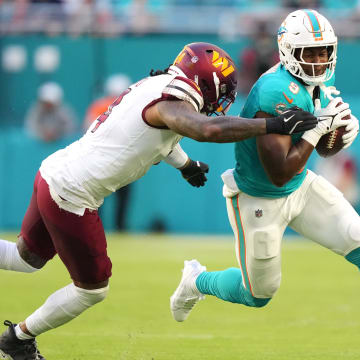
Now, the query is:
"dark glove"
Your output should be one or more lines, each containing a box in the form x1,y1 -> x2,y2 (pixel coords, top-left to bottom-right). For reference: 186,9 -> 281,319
180,160 -> 209,187
266,106 -> 318,135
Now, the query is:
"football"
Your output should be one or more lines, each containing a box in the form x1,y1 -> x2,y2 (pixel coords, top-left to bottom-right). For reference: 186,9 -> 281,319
315,101 -> 350,158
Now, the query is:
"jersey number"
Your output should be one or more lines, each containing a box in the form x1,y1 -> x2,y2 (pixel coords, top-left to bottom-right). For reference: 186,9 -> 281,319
91,88 -> 131,133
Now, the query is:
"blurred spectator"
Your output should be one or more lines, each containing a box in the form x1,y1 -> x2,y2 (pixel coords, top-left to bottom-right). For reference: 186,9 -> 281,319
282,0 -> 322,8
171,0 -> 236,5
94,0 -> 114,34
30,0 -> 62,3
84,73 -> 132,231
28,0 -> 65,35
237,20 -> 279,95
12,0 -> 29,23
63,0 -> 93,35
30,0 -> 62,2
25,82 -> 77,142
315,151 -> 359,207
83,73 -> 131,130
127,0 -> 158,34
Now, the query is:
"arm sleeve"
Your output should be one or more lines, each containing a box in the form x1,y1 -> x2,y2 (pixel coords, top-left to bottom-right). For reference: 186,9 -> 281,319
162,76 -> 204,113
163,143 -> 189,169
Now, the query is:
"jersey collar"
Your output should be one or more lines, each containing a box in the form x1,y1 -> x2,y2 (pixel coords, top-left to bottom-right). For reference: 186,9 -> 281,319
168,65 -> 187,78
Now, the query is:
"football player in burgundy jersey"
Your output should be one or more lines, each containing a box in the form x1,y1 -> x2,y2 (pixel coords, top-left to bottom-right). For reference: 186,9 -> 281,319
0,42 -> 317,359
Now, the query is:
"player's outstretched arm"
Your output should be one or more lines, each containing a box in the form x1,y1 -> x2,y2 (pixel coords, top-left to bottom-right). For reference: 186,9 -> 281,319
145,101 -> 317,143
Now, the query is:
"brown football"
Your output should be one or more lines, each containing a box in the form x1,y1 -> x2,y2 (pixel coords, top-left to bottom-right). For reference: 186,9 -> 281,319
315,101 -> 350,158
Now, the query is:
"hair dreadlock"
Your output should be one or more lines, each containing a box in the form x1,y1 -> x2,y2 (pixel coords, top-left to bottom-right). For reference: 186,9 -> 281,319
149,66 -> 170,76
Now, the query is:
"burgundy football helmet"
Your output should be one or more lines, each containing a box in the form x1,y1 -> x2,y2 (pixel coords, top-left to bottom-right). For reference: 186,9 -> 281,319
172,42 -> 238,116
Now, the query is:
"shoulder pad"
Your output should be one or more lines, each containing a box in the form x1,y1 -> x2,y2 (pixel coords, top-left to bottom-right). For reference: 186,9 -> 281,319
258,78 -> 306,115
162,76 -> 204,112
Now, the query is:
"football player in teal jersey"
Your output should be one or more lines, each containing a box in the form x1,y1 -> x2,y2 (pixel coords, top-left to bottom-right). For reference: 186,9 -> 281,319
170,9 -> 360,322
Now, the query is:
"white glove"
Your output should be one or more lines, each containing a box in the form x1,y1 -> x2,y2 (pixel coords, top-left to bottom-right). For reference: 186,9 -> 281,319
342,114 -> 359,149
320,85 -> 340,100
302,97 -> 352,147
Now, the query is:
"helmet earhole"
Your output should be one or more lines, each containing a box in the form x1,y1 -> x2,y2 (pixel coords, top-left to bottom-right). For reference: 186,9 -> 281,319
201,79 -> 210,91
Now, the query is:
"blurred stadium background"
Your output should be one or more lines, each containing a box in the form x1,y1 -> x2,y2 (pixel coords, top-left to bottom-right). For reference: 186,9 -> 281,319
1,0 -> 360,234
2,4 -> 360,359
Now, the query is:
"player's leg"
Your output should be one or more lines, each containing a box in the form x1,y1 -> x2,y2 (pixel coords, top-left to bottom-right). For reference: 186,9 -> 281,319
196,193 -> 286,304
171,191 -> 287,321
289,171 -> 360,267
20,174 -> 111,338
0,172 -> 57,359
0,235 -> 44,272
0,172 -> 54,273
0,174 -> 111,359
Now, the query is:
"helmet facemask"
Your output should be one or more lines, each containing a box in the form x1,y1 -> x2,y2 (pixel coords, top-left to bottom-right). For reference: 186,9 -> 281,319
281,43 -> 337,85
201,72 -> 237,116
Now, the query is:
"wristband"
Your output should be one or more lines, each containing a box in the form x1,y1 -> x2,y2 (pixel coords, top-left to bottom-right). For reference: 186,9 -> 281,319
163,143 -> 189,169
301,129 -> 322,147
265,117 -> 283,134
180,160 -> 197,177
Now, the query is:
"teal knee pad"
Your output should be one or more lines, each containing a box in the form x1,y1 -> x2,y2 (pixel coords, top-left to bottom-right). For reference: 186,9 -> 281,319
345,247 -> 360,269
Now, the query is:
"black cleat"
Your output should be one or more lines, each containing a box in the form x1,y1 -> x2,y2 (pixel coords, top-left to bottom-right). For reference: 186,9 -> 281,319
0,321 -> 45,360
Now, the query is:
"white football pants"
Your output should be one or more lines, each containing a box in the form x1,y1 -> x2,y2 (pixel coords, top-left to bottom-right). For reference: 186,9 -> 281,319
224,169 -> 360,299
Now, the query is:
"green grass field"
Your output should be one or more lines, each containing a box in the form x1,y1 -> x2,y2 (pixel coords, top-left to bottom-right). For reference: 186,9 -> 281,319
1,233 -> 360,360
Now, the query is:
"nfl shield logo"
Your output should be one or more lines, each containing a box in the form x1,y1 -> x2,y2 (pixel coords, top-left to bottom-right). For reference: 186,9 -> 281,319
255,209 -> 263,218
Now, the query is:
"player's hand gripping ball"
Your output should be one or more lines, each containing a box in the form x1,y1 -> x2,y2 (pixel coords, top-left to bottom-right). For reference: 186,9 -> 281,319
316,100 -> 351,158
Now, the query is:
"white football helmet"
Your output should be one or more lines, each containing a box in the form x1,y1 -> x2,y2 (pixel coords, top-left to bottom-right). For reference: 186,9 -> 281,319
278,9 -> 337,86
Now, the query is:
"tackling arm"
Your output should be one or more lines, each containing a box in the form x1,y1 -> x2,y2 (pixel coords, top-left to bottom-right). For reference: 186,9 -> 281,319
145,100 -> 317,143
146,100 -> 266,142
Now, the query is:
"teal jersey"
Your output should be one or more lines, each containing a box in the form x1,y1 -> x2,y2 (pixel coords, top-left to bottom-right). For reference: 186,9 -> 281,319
234,63 -> 335,198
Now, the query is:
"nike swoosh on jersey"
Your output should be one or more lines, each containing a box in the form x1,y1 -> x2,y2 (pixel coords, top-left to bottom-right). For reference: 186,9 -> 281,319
282,92 -> 294,104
